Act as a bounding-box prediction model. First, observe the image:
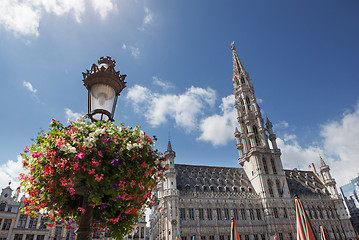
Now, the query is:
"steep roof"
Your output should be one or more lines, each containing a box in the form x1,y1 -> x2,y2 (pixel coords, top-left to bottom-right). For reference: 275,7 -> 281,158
174,164 -> 329,197
175,164 -> 254,193
285,169 -> 328,197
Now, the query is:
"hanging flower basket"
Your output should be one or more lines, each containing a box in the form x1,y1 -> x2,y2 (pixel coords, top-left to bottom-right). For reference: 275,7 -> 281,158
18,117 -> 166,239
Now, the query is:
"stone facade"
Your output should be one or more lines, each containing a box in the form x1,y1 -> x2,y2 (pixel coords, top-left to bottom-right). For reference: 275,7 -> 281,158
0,184 -> 53,240
149,43 -> 356,240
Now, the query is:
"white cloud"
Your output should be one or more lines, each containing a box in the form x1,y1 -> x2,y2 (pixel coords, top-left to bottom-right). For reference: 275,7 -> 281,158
91,0 -> 117,19
23,81 -> 37,93
122,43 -> 140,57
65,108 -> 83,121
276,102 -> 359,187
0,0 -> 117,37
126,85 -> 216,131
143,7 -> 153,25
274,120 -> 289,129
197,95 -> 237,146
277,136 -> 321,171
152,76 -> 174,91
130,46 -> 140,57
0,156 -> 26,191
320,103 -> 359,186
138,7 -> 154,31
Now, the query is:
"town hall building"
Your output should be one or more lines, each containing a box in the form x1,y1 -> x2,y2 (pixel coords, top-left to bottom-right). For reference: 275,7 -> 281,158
149,43 -> 356,240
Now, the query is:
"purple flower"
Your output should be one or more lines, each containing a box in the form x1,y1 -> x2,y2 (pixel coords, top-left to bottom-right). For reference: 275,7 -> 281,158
115,195 -> 121,202
111,158 -> 124,166
100,203 -> 106,210
123,216 -> 127,220
106,138 -> 113,144
112,184 -> 118,190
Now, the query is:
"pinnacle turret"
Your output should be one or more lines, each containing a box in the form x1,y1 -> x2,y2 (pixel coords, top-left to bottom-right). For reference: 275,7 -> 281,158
165,139 -> 175,157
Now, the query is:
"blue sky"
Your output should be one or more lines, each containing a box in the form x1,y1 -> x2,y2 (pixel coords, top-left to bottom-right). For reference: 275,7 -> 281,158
0,0 -> 358,191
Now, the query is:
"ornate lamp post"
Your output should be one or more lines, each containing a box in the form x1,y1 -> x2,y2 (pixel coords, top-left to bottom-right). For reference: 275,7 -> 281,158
77,57 -> 126,240
83,56 -> 127,122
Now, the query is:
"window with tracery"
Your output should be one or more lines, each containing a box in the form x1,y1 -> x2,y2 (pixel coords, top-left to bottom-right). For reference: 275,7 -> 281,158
271,159 -> 277,174
241,76 -> 245,84
263,158 -> 269,174
253,125 -> 260,146
240,99 -> 245,112
245,96 -> 252,111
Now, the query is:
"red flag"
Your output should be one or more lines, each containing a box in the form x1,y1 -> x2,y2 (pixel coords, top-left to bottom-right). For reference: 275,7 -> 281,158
296,197 -> 317,240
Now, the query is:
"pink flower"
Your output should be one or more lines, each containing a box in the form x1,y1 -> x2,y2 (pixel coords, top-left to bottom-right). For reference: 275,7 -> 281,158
67,188 -> 75,196
76,152 -> 85,159
88,169 -> 95,174
95,174 -> 104,182
130,180 -> 136,188
32,152 -> 43,159
78,207 -> 85,214
98,151 -> 103,158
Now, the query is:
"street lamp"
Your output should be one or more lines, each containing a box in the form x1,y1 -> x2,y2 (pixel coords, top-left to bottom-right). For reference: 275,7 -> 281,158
77,57 -> 126,240
83,56 -> 127,122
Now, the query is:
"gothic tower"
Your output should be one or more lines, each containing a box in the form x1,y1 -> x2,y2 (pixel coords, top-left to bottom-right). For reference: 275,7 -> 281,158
162,139 -> 179,240
232,42 -> 288,199
319,156 -> 338,196
232,42 -> 294,237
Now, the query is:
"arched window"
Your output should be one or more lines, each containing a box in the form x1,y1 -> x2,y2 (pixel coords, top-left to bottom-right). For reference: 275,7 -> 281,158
240,98 -> 245,112
271,159 -> 277,174
245,96 -> 252,111
195,185 -> 200,192
241,76 -> 246,84
177,185 -> 182,190
276,179 -> 282,197
313,207 -> 318,219
262,158 -> 269,174
203,186 -> 207,192
186,185 -> 190,191
318,206 -> 323,219
210,186 -> 215,191
267,180 -> 274,197
233,187 -> 238,192
253,125 -> 260,146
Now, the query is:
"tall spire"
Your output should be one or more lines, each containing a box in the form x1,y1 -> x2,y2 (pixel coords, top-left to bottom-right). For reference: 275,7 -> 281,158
319,155 -> 327,168
231,41 -> 246,76
164,138 -> 175,157
167,139 -> 173,153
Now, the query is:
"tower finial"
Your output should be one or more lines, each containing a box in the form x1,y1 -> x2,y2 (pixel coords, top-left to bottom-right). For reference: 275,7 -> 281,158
319,155 -> 327,167
231,41 -> 235,51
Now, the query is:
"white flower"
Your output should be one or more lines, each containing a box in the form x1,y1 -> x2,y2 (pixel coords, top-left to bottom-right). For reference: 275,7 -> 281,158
60,144 -> 67,152
127,143 -> 133,151
69,146 -> 76,153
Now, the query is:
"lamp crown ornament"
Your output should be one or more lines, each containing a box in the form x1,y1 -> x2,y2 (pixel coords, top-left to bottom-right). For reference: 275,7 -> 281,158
82,56 -> 127,122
